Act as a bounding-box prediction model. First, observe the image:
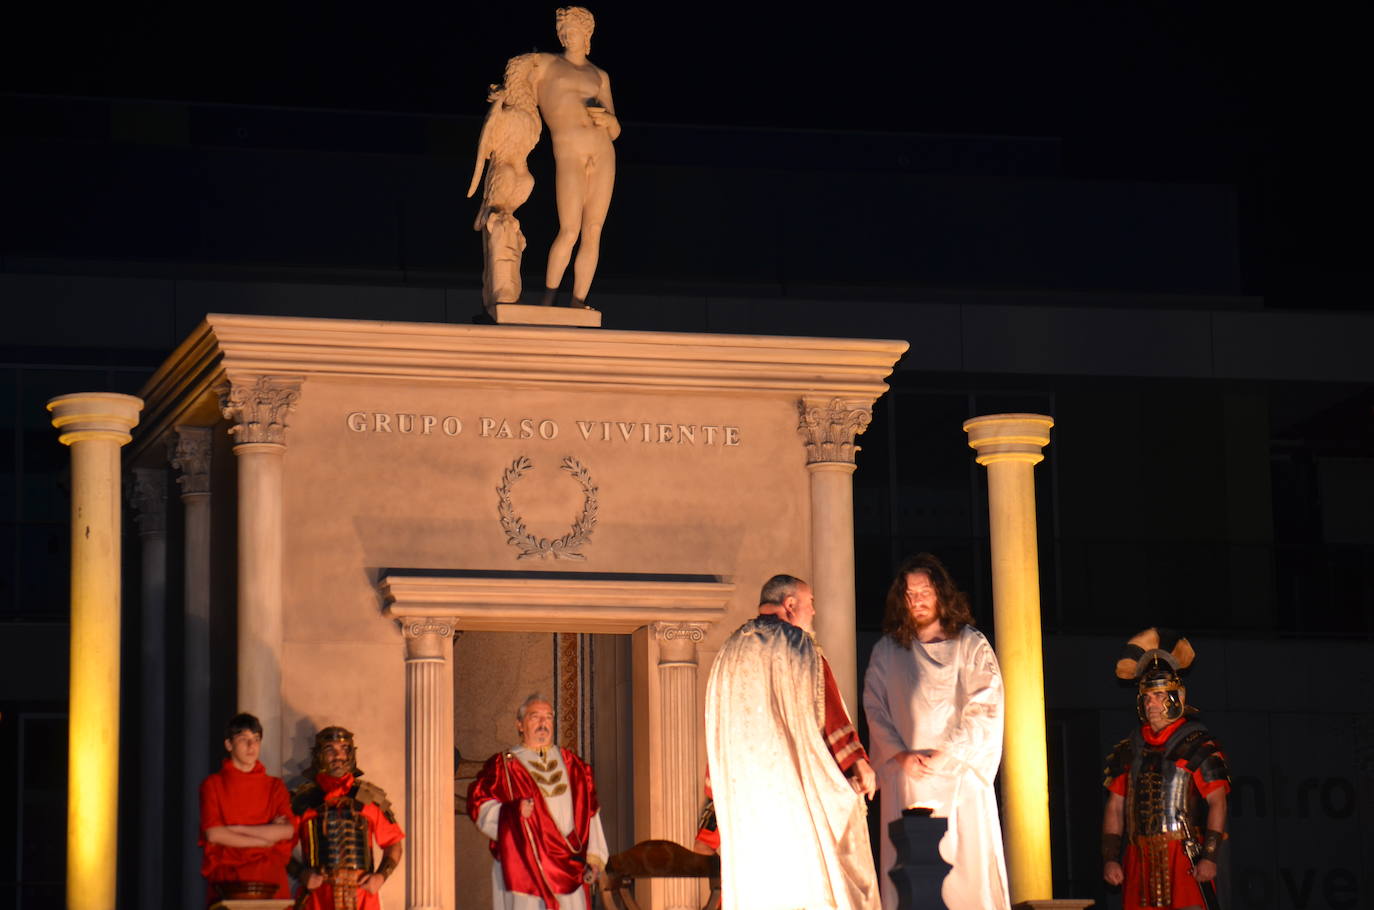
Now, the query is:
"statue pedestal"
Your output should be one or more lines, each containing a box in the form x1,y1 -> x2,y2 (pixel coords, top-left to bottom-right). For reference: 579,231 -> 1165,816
889,812 -> 952,910
487,302 -> 602,327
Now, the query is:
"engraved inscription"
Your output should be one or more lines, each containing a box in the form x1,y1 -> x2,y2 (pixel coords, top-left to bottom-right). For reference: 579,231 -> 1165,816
345,412 -> 742,447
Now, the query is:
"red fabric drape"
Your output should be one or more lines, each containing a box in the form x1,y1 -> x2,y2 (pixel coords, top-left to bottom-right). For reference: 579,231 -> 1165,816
467,748 -> 599,908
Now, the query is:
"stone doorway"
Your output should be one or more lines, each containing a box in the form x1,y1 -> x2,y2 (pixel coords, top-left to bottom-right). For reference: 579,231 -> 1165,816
381,569 -> 732,909
452,630 -> 634,909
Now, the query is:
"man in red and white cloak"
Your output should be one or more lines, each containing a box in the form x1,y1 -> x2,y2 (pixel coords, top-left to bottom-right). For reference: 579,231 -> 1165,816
468,695 -> 609,910
705,574 -> 881,910
696,574 -> 876,854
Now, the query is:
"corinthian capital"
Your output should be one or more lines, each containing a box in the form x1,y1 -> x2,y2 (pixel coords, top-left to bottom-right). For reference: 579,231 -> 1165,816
168,426 -> 212,494
217,375 -> 301,446
127,468 -> 168,536
797,397 -> 872,465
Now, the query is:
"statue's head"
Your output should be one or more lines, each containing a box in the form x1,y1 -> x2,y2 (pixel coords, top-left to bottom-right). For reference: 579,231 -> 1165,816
312,725 -> 361,778
556,6 -> 595,53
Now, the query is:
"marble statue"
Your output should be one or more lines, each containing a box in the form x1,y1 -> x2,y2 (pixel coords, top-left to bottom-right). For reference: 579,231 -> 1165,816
469,56 -> 543,306
473,7 -> 620,309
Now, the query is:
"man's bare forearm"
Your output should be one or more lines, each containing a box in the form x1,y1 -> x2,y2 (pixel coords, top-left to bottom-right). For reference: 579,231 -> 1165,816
205,826 -> 276,848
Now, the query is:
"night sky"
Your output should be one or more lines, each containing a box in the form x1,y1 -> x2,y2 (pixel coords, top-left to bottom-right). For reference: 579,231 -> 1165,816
0,2 -> 1357,307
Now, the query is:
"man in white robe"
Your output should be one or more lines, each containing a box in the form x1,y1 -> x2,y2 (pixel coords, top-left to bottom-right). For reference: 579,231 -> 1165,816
468,695 -> 609,910
862,554 -> 1010,910
706,575 -> 881,910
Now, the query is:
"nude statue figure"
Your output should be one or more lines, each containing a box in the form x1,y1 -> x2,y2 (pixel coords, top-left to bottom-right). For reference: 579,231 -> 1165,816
531,7 -> 620,308
472,7 -> 619,310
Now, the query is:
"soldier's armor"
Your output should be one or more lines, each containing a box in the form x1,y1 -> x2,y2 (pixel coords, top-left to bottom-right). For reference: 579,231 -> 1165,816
292,779 -> 396,910
1104,719 -> 1229,907
300,798 -> 374,874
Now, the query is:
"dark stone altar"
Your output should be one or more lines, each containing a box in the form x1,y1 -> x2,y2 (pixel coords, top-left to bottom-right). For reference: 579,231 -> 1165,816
889,809 -> 951,910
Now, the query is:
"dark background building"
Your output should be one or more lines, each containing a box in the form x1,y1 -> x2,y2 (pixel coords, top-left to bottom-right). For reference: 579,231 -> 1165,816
3,2 -> 1370,908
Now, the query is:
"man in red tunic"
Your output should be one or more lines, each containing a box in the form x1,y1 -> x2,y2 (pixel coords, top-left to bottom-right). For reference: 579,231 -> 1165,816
292,727 -> 404,910
1102,629 -> 1230,910
467,695 -> 608,910
198,712 -> 296,903
695,574 -> 876,853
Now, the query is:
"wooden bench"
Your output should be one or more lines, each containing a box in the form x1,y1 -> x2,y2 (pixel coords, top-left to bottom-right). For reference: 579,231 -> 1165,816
600,839 -> 721,910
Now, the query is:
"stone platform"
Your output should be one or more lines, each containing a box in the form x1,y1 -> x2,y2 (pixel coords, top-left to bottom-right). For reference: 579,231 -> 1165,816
487,302 -> 602,326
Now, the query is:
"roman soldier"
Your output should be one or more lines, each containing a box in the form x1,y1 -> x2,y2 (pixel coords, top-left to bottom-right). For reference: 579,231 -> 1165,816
1102,629 -> 1230,910
291,727 -> 404,910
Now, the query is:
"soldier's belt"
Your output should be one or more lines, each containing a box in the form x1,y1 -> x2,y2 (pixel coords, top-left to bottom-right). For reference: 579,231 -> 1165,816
1131,830 -> 1196,908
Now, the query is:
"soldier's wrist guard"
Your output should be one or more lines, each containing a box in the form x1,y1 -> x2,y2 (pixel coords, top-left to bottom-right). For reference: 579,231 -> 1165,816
1101,832 -> 1122,865
1202,829 -> 1225,862
377,857 -> 398,881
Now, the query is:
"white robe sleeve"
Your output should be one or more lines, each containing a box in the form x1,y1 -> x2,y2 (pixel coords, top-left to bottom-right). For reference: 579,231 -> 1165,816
937,631 -> 1004,785
585,810 -> 608,867
476,796 -> 503,841
862,640 -> 909,772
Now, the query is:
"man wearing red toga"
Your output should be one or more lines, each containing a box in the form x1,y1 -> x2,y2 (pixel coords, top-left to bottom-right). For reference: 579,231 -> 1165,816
198,712 -> 296,902
467,695 -> 608,910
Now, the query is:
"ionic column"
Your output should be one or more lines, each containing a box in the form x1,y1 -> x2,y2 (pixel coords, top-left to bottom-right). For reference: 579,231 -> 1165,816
651,621 -> 705,910
401,618 -> 457,910
170,426 -> 213,910
797,397 -> 872,712
219,375 -> 300,774
128,466 -> 168,910
46,391 -> 142,910
963,413 -> 1054,905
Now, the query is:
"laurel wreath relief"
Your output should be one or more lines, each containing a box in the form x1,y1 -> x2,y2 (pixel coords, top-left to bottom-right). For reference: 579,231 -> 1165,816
496,455 -> 598,560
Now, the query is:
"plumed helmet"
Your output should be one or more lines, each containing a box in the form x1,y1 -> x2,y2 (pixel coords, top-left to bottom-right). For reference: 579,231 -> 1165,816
1115,628 -> 1195,724
311,725 -> 363,777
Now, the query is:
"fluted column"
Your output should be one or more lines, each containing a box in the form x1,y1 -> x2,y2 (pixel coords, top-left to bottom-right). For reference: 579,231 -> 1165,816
651,621 -> 704,910
219,374 -> 300,774
47,391 -> 142,910
128,466 -> 168,910
401,618 -> 457,910
797,397 -> 872,713
170,426 -> 213,910
963,413 -> 1054,905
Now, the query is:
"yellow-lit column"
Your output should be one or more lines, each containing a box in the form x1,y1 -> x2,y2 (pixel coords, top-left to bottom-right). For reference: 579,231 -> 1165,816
797,397 -> 872,712
963,413 -> 1053,906
219,374 -> 300,774
47,391 -> 143,910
